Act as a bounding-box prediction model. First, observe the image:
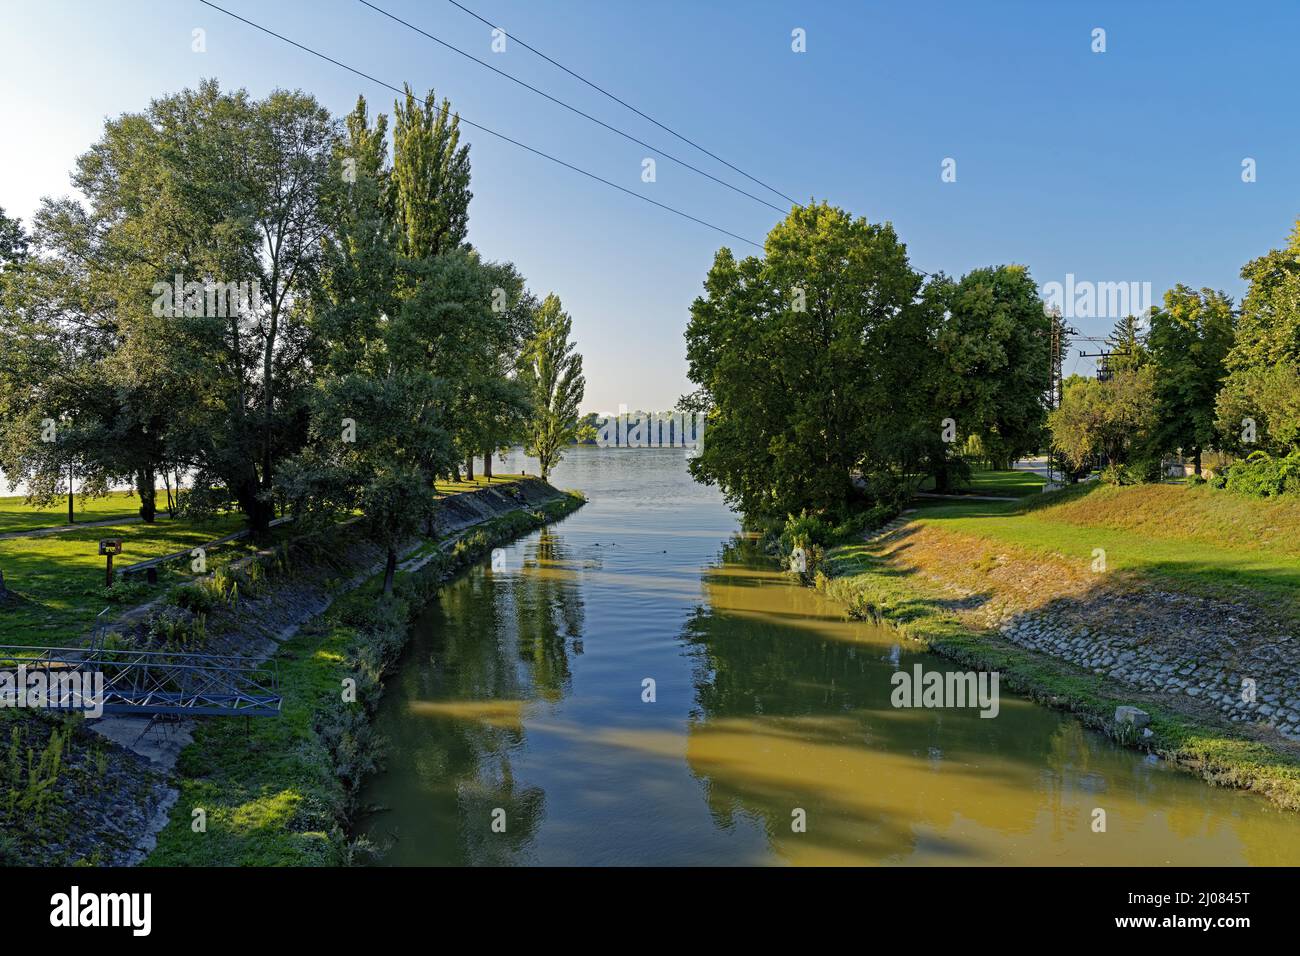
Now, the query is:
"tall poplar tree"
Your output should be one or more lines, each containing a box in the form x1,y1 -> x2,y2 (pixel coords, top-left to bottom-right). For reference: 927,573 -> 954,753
521,295 -> 585,481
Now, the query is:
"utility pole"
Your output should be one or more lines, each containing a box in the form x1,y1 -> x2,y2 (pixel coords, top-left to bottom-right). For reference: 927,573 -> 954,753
1077,348 -> 1132,383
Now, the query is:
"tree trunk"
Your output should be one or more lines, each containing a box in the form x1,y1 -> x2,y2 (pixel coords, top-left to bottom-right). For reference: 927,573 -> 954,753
452,464 -> 461,482
382,547 -> 398,597
1192,447 -> 1203,478
934,457 -> 951,494
236,475 -> 274,541
483,447 -> 493,480
137,467 -> 157,523
465,455 -> 474,480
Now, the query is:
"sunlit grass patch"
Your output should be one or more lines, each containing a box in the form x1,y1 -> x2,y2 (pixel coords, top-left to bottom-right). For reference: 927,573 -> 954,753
0,490 -> 148,535
0,514 -> 247,645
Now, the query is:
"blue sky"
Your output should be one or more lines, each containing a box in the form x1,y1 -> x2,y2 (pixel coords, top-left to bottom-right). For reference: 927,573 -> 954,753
3,0 -> 1298,411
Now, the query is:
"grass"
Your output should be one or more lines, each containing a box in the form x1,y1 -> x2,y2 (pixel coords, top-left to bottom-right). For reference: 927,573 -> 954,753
909,480 -> 1300,615
146,488 -> 584,866
0,514 -> 245,646
433,473 -> 527,496
816,474 -> 1300,810
918,466 -> 1047,498
0,490 -> 150,535
0,477 -> 532,649
142,616 -> 351,866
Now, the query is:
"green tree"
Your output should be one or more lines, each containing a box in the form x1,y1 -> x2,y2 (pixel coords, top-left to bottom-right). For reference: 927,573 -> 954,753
0,207 -> 28,267
1105,313 -> 1150,374
387,249 -> 529,480
1048,369 -> 1157,475
28,81 -> 342,537
1217,219 -> 1300,454
0,194 -> 175,521
685,202 -> 933,520
521,294 -> 585,481
1146,285 -> 1235,474
933,265 -> 1053,473
390,86 -> 472,262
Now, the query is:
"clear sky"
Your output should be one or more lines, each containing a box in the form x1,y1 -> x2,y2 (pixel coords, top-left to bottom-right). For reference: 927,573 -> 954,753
3,0 -> 1298,411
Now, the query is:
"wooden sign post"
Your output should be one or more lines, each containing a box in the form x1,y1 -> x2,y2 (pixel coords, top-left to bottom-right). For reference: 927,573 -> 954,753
99,539 -> 123,588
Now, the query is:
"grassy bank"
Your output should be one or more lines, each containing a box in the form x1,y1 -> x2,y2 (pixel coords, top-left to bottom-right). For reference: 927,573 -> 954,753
0,513 -> 247,645
908,481 -> 1300,613
145,488 -> 585,866
817,477 -> 1300,810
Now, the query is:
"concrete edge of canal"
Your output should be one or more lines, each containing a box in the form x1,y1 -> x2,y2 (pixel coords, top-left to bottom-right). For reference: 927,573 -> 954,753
87,478 -> 583,867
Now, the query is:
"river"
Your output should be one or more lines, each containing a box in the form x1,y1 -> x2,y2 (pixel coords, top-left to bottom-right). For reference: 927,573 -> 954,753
356,447 -> 1300,865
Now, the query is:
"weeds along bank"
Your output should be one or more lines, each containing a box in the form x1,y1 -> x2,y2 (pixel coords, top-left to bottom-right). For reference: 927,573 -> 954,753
0,479 -> 582,866
779,482 -> 1300,811
142,482 -> 583,866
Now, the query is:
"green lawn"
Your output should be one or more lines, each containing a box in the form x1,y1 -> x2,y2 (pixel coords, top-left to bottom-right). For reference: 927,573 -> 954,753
433,473 -> 526,496
918,466 -> 1047,498
909,480 -> 1300,613
0,514 -> 245,646
0,490 -> 149,535
0,477 -> 530,648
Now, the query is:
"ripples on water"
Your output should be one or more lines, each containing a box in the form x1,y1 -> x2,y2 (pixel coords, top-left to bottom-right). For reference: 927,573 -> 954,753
356,447 -> 1300,866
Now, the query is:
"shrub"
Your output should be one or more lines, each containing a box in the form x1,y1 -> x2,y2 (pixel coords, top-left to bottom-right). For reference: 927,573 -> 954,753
1100,464 -> 1139,486
145,606 -> 207,649
780,510 -> 834,552
1222,449 -> 1300,498
87,578 -> 152,604
832,502 -> 898,540
1,723 -> 66,824
170,582 -> 217,615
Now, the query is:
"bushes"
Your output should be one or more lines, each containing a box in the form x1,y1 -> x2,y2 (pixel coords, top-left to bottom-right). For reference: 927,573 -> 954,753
2,722 -> 66,825
780,510 -> 834,552
1100,463 -> 1140,486
86,578 -> 152,605
145,605 -> 207,648
778,503 -> 900,581
170,580 -> 218,615
780,504 -> 898,555
314,596 -> 407,801
1220,449 -> 1300,497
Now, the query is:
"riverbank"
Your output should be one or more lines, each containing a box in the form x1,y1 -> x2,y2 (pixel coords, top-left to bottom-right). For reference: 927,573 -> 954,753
0,478 -> 582,865
142,481 -> 584,866
817,480 -> 1300,810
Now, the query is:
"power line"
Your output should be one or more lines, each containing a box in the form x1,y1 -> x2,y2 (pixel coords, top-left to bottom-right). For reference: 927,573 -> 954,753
443,0 -> 802,209
194,1 -> 763,249
358,0 -> 786,215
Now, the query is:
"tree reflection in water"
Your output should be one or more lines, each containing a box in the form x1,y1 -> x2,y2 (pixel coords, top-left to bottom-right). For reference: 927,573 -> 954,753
358,529 -> 584,864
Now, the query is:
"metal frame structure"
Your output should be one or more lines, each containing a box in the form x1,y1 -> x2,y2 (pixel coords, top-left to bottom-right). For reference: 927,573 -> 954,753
0,642 -> 280,718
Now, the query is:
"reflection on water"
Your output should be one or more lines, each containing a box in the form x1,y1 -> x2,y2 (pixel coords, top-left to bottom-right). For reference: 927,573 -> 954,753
357,448 -> 1300,866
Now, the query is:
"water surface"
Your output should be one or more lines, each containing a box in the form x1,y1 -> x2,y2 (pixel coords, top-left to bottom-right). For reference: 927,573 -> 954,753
357,448 -> 1300,865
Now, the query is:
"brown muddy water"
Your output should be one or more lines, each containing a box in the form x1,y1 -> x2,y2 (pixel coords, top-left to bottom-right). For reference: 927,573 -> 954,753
356,447 -> 1300,865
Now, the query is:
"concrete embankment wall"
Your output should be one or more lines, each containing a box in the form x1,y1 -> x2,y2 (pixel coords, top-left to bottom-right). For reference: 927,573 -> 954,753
92,478 -> 579,865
